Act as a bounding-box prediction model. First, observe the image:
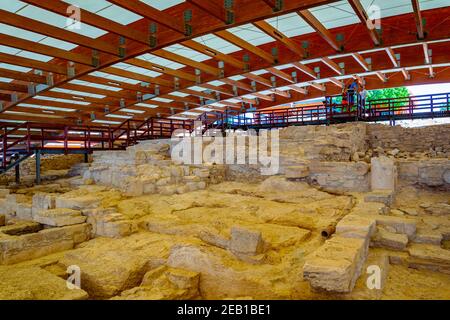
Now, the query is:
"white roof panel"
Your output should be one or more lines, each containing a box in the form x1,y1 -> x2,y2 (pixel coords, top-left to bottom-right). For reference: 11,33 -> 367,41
139,0 -> 185,11
227,24 -> 275,47
193,34 -> 241,54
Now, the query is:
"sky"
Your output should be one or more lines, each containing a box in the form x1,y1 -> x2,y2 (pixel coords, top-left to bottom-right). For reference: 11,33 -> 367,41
407,83 -> 450,96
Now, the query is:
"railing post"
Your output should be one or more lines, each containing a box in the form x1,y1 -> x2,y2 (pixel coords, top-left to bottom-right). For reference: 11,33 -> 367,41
151,118 -> 154,138
64,126 -> 68,154
109,127 -> 113,149
41,128 -> 44,148
126,120 -> 130,147
35,149 -> 41,185
87,126 -> 91,150
430,95 -> 434,114
2,129 -> 6,169
26,123 -> 30,153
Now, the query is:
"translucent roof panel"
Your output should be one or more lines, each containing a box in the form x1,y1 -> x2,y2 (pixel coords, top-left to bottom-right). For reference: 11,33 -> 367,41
51,88 -> 106,99
0,23 -> 78,51
227,24 -> 275,47
137,53 -> 186,70
11,1 -> 107,39
0,63 -> 31,73
19,103 -> 76,112
63,0 -> 142,25
135,103 -> 159,108
113,63 -> 162,78
170,91 -> 190,97
265,13 -> 313,38
164,44 -> 211,62
69,79 -> 123,92
139,0 -> 186,11
419,0 -> 450,10
309,1 -> 360,30
0,77 -> 14,83
90,71 -> 141,85
34,96 -> 91,105
193,34 -> 241,54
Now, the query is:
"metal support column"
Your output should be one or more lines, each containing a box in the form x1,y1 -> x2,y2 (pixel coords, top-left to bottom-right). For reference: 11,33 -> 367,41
35,150 -> 41,185
15,164 -> 20,184
84,153 -> 89,163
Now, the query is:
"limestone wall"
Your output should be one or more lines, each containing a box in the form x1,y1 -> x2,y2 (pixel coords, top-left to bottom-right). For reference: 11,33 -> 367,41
367,124 -> 450,155
0,154 -> 87,185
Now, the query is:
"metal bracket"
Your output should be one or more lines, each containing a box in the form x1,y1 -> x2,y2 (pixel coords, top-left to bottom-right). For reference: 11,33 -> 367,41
233,86 -> 238,96
251,81 -> 257,92
218,61 -> 225,78
27,83 -> 36,95
46,73 -> 54,86
274,0 -> 284,12
67,62 -> 75,78
104,106 -> 110,113
137,92 -> 143,102
174,77 -> 180,90
90,112 -> 96,121
155,85 -> 160,96
292,71 -> 297,83
184,10 -> 193,36
243,54 -> 250,72
314,67 -> 321,79
149,23 -> 158,48
0,102 -> 3,112
224,0 -> 235,24
120,99 -> 125,108
11,93 -> 18,103
271,76 -> 277,88
119,36 -> 126,58
195,69 -> 201,84
92,50 -> 100,67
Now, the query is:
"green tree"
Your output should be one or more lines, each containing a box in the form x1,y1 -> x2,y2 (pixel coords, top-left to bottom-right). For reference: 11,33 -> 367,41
367,87 -> 410,106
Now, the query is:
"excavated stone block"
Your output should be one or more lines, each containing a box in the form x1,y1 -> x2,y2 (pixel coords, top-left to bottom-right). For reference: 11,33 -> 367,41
303,236 -> 368,293
55,195 -> 100,210
32,192 -> 56,215
199,230 -> 230,249
371,156 -> 397,191
230,226 -> 264,255
15,203 -> 33,221
0,189 -> 10,198
371,227 -> 409,250
408,244 -> 450,265
364,190 -> 394,206
166,268 -> 200,291
0,220 -> 42,236
372,215 -> 417,238
94,213 -> 134,239
0,266 -> 88,300
0,214 -> 5,226
285,165 -> 310,179
336,214 -> 376,239
33,208 -> 86,227
412,228 -> 443,245
0,223 -> 90,265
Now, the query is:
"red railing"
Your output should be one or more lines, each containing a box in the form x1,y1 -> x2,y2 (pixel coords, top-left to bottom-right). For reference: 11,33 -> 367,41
2,92 -> 450,170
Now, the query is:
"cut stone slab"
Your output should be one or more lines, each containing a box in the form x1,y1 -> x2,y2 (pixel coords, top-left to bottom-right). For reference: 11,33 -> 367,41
335,214 -> 376,239
0,214 -> 5,227
0,266 -> 88,300
166,268 -> 200,291
55,195 -> 100,210
370,156 -> 397,191
285,165 -> 310,179
371,227 -> 409,251
0,223 -> 90,265
230,226 -> 264,255
33,208 -> 86,227
303,236 -> 368,293
0,189 -> 10,198
364,190 -> 394,206
408,244 -> 450,265
32,192 -> 56,214
0,220 -> 42,236
412,227 -> 443,245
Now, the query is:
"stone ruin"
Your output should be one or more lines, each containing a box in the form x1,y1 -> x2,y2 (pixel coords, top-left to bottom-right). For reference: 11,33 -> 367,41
0,122 -> 449,300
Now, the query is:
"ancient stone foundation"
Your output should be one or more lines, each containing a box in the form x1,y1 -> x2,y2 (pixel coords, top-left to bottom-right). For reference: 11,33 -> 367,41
0,123 -> 449,300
